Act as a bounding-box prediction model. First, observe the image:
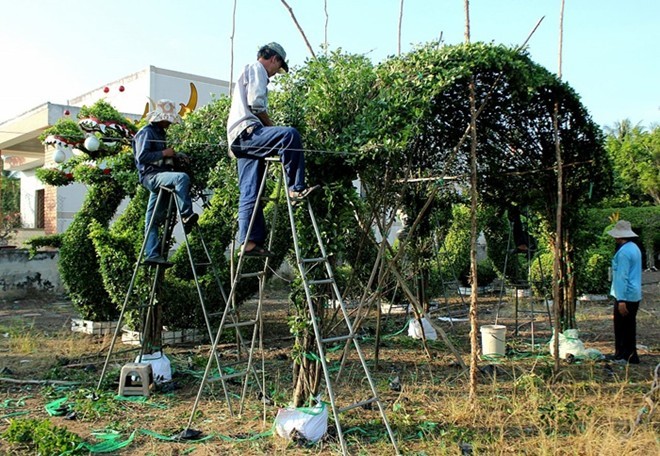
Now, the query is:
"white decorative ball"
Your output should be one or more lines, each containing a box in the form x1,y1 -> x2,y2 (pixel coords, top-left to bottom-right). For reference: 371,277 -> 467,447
84,135 -> 100,152
53,147 -> 67,164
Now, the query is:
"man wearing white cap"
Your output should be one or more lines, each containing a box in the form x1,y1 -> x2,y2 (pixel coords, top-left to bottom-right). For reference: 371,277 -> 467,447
607,220 -> 642,364
133,99 -> 198,265
227,42 -> 317,257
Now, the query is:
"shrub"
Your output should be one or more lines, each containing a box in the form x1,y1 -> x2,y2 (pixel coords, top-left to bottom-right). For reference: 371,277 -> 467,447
38,118 -> 85,145
59,181 -> 126,320
578,247 -> 611,295
2,418 -> 84,455
477,258 -> 499,286
438,205 -> 472,286
529,252 -> 554,297
0,211 -> 21,245
35,167 -> 74,186
24,234 -> 63,256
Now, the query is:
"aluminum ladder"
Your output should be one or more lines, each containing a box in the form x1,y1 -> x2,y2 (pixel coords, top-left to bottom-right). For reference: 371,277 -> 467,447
183,157 -> 400,455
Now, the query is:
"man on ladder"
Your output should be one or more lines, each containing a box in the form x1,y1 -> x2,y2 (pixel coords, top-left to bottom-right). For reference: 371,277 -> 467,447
133,99 -> 199,265
227,41 -> 318,257
207,42 -> 399,454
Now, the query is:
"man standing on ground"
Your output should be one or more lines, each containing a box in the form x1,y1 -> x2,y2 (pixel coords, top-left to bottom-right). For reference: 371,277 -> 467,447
133,99 -> 198,265
227,42 -> 317,257
607,220 -> 642,364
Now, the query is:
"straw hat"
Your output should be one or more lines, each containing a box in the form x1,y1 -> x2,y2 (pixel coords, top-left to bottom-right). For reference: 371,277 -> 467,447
607,220 -> 638,238
147,99 -> 182,124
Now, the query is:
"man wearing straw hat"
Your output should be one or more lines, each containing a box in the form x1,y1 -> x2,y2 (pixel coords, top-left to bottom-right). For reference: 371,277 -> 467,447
133,99 -> 198,265
607,220 -> 642,364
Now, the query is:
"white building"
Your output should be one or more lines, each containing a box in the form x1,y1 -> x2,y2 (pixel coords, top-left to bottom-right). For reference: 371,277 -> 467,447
0,66 -> 230,238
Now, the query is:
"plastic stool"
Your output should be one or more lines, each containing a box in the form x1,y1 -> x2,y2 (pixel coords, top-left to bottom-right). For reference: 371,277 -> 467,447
118,363 -> 153,397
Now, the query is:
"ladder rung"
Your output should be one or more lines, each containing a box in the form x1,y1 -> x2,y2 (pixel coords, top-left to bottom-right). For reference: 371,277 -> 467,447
239,272 -> 264,279
308,278 -> 335,286
260,197 -> 279,203
208,370 -> 248,382
224,319 -> 257,329
194,262 -> 212,267
301,257 -> 326,263
211,358 -> 252,370
321,333 -> 354,344
338,397 -> 379,414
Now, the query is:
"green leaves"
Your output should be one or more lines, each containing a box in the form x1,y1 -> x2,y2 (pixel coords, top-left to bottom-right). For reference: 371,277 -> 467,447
605,121 -> 660,205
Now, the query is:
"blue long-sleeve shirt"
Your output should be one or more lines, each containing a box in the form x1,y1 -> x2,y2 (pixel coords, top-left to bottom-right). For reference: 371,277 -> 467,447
132,123 -> 171,184
610,241 -> 642,302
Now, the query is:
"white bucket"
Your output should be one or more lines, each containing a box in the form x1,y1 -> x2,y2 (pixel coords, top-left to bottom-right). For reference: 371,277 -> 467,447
480,325 -> 506,356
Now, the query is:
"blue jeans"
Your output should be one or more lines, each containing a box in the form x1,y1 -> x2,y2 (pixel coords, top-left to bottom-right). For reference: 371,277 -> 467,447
231,126 -> 306,245
142,171 -> 193,259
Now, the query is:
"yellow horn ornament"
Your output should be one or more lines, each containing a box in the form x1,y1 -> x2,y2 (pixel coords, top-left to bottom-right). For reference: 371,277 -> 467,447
179,82 -> 198,117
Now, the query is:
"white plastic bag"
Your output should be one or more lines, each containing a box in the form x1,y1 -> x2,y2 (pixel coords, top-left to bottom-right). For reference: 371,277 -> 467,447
407,318 -> 438,340
548,329 -> 586,359
274,402 -> 328,443
135,351 -> 171,383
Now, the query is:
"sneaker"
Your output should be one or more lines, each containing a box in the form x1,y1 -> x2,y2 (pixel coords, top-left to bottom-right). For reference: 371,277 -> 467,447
182,213 -> 199,234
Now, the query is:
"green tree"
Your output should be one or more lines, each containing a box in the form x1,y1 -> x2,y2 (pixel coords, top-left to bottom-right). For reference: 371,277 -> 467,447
605,120 -> 660,205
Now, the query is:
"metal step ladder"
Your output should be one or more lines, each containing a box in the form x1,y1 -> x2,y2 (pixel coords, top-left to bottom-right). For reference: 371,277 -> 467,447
183,157 -> 400,455
96,186 -> 237,406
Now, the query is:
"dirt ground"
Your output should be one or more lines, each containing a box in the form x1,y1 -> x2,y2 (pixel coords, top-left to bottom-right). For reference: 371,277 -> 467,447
0,271 -> 658,455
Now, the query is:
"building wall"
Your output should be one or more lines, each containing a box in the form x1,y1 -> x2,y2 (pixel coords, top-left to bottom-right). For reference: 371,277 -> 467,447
44,185 -> 57,234
69,66 -> 231,120
20,170 -> 42,229
0,249 -> 63,298
69,68 -> 151,117
56,182 -> 86,234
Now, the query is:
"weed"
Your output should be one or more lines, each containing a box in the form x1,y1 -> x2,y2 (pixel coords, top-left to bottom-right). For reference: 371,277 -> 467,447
538,397 -> 580,435
2,418 -> 85,454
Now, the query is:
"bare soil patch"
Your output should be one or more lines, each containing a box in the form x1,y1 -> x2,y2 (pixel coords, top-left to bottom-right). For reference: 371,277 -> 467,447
0,273 -> 658,455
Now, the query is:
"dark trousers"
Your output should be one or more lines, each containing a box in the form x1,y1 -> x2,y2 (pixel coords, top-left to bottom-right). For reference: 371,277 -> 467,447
613,301 -> 640,363
231,126 -> 305,245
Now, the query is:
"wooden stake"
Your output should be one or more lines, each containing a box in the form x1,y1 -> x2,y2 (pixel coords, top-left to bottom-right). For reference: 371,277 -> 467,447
280,0 -> 317,59
552,0 -> 566,374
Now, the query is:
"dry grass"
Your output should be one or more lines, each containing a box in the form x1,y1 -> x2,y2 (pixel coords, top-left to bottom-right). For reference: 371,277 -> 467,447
0,273 -> 658,455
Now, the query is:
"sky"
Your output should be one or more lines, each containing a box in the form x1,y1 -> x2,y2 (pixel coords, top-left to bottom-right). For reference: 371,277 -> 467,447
0,0 -> 658,130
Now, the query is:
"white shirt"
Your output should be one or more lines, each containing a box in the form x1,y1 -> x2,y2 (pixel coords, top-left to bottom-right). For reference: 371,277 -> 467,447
227,61 -> 270,147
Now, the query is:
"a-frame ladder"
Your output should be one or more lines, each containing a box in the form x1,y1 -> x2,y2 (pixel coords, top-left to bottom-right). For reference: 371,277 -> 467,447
183,157 -> 399,455
96,186 -> 233,404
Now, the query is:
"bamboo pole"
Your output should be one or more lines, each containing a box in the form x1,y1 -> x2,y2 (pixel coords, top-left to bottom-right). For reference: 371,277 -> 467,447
464,0 -> 480,405
398,0 -> 405,55
280,0 -> 317,58
552,0 -> 566,374
229,0 -> 238,94
324,0 -> 329,55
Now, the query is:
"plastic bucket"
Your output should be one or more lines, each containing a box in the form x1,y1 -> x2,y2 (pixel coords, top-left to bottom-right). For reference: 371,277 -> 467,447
480,325 -> 506,356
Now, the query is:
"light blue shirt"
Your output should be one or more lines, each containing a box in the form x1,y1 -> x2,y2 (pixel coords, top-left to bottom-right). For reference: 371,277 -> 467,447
226,61 -> 270,148
610,241 -> 642,302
